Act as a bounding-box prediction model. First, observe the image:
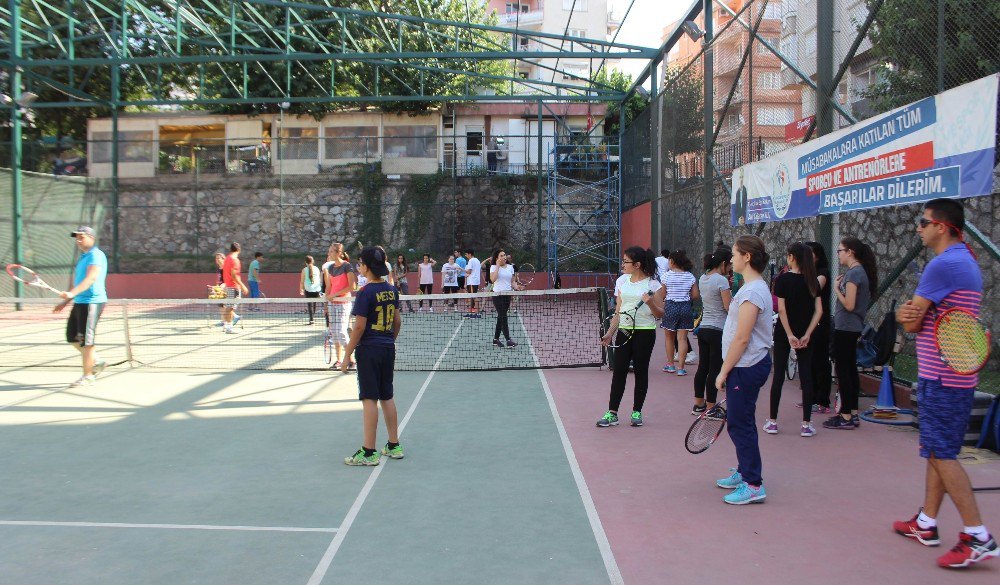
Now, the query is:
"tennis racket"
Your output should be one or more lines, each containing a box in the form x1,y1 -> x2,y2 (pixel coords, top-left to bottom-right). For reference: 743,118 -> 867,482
323,330 -> 334,365
6,264 -> 60,294
516,263 -> 535,286
935,307 -> 991,375
685,400 -> 727,454
601,296 -> 648,349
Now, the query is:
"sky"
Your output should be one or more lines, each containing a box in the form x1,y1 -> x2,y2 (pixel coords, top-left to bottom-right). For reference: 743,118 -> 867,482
610,0 -> 692,80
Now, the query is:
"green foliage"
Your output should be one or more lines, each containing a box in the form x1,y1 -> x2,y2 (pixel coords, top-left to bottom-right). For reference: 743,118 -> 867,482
862,0 -> 1000,113
593,69 -> 648,135
356,164 -> 386,247
393,173 -> 444,247
661,66 -> 704,156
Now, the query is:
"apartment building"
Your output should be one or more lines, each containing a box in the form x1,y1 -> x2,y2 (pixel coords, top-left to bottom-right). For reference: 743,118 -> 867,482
777,0 -> 879,128
488,0 -> 621,87
664,0 -> 803,167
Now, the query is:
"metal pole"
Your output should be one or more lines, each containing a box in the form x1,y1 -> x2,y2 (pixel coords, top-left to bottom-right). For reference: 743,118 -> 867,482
10,0 -> 23,302
937,0 -> 945,93
537,99 -> 543,270
279,103 -> 287,270
817,0 -> 835,277
111,62 -> 120,273
702,0 -> 714,253
651,62 -> 661,253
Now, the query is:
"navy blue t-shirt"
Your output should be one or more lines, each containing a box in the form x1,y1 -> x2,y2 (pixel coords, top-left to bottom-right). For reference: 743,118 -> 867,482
351,280 -> 400,347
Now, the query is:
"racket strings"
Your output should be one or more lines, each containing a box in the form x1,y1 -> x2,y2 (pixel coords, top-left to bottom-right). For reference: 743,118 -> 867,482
938,311 -> 989,372
686,416 -> 725,451
9,266 -> 39,283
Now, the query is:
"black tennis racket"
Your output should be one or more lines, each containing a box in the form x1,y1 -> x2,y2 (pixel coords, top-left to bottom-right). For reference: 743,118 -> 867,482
601,294 -> 652,349
6,264 -> 61,295
685,400 -> 727,454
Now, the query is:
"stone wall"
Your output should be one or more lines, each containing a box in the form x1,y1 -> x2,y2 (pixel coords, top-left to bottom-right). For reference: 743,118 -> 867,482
99,174 -> 544,272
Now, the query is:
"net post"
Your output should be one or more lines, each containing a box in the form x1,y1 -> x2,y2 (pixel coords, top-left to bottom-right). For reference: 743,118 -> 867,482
598,286 -> 611,367
121,300 -> 135,367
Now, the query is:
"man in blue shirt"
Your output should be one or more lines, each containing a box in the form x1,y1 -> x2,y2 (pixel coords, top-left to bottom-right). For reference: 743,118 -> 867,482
55,226 -> 109,387
454,248 -> 467,290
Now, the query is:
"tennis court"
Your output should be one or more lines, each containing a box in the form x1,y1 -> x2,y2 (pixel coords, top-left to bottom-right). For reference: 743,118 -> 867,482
0,293 -> 621,585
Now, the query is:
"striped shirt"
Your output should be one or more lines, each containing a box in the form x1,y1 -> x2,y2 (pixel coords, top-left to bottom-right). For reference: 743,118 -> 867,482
914,244 -> 982,388
661,270 -> 696,301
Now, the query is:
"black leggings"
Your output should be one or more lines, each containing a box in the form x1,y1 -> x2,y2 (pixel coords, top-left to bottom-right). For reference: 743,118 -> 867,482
811,325 -> 832,408
769,328 -> 815,422
493,295 -> 511,341
693,328 -> 724,404
419,284 -> 433,307
304,291 -> 320,322
832,329 -> 861,414
609,329 -> 656,413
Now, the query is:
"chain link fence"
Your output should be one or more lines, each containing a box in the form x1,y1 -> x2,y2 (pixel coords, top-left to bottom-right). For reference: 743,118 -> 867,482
621,0 -> 1000,392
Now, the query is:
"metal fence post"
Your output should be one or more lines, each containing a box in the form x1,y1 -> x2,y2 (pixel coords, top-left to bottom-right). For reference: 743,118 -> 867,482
816,0 -> 835,272
10,0 -> 24,303
702,0 -> 715,254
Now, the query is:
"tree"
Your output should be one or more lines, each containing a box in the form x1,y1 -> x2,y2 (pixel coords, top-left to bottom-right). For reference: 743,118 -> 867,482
862,0 -> 1000,113
660,66 -> 704,158
593,69 -> 647,136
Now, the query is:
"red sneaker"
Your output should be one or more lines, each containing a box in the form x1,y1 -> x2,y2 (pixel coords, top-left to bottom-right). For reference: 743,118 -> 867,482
892,514 -> 940,546
936,533 -> 999,568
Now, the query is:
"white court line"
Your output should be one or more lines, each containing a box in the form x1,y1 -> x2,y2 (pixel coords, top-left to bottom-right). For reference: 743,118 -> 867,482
517,313 -> 624,585
306,319 -> 464,585
0,520 -> 337,533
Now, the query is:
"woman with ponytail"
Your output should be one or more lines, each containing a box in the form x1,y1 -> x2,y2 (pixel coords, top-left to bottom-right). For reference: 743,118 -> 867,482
823,236 -> 878,430
597,247 -> 665,428
805,241 -> 833,412
764,242 -> 823,437
691,246 -> 732,415
660,249 -> 700,376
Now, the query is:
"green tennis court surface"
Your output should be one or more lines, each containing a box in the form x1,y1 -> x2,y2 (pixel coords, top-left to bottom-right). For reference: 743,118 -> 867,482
0,348 -> 618,583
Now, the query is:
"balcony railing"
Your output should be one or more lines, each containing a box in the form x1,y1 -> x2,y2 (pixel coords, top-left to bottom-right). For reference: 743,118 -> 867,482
498,10 -> 544,26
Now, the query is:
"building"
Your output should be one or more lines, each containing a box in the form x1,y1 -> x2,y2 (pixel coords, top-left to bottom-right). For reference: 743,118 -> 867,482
488,0 -> 621,87
777,0 -> 878,127
664,0 -> 803,172
86,105 -> 605,179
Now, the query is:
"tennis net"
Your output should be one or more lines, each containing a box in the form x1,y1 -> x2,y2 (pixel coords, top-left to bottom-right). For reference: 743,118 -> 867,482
0,287 -> 608,371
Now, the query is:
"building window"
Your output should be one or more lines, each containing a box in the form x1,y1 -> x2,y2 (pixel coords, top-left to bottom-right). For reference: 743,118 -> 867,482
757,72 -> 782,90
756,37 -> 777,54
563,0 -> 587,12
466,131 -> 483,156
725,113 -> 745,133
91,131 -> 154,163
562,64 -> 587,80
764,4 -> 782,20
517,70 -> 530,79
324,126 -> 377,159
505,2 -> 529,13
515,36 -> 531,51
384,125 -> 437,158
279,127 -> 319,160
757,107 -> 796,126
803,30 -> 817,56
779,35 -> 797,68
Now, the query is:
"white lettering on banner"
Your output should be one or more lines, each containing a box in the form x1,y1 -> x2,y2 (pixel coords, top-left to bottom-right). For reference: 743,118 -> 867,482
886,174 -> 944,200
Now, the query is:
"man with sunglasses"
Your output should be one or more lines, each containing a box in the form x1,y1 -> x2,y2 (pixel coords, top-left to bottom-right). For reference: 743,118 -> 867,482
893,198 -> 995,568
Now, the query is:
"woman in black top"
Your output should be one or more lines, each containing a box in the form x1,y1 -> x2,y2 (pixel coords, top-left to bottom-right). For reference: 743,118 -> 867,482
764,242 -> 823,437
805,241 -> 833,412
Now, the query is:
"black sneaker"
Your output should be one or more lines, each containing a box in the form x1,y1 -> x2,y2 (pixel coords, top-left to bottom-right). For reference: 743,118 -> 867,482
851,414 -> 861,427
492,339 -> 503,348
692,403 -> 707,416
822,415 -> 855,430
506,340 -> 518,348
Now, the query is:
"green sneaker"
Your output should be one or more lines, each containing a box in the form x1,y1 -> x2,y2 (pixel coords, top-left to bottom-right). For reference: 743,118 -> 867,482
596,411 -> 619,427
630,411 -> 643,427
344,448 -> 380,466
381,443 -> 404,459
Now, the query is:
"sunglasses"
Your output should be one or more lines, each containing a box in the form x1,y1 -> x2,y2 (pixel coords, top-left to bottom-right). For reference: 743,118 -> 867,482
918,217 -> 942,228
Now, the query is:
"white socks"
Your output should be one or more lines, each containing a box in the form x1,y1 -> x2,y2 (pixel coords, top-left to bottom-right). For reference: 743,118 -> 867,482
964,525 -> 990,542
917,510 -> 936,529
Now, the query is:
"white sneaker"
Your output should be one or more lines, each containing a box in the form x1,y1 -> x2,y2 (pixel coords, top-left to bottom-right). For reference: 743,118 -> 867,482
93,360 -> 107,377
224,325 -> 235,334
69,375 -> 96,387
429,307 -> 435,313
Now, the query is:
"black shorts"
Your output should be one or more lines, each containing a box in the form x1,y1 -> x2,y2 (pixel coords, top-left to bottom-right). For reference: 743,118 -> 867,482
356,344 -> 395,401
443,286 -> 459,294
67,303 -> 104,346
457,275 -> 466,288
466,284 -> 479,293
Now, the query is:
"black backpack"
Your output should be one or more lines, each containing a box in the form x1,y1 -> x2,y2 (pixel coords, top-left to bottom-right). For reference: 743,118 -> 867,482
858,301 -> 898,368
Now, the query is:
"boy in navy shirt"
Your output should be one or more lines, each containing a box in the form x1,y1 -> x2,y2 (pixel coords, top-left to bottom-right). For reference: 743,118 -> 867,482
343,246 -> 404,466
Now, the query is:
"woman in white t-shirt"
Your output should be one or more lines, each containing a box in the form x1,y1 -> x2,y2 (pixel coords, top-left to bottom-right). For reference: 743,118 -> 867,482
441,255 -> 461,311
660,249 -> 700,376
489,249 -> 521,348
299,255 -> 322,325
714,235 -> 774,505
597,247 -> 665,428
417,254 -> 437,312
